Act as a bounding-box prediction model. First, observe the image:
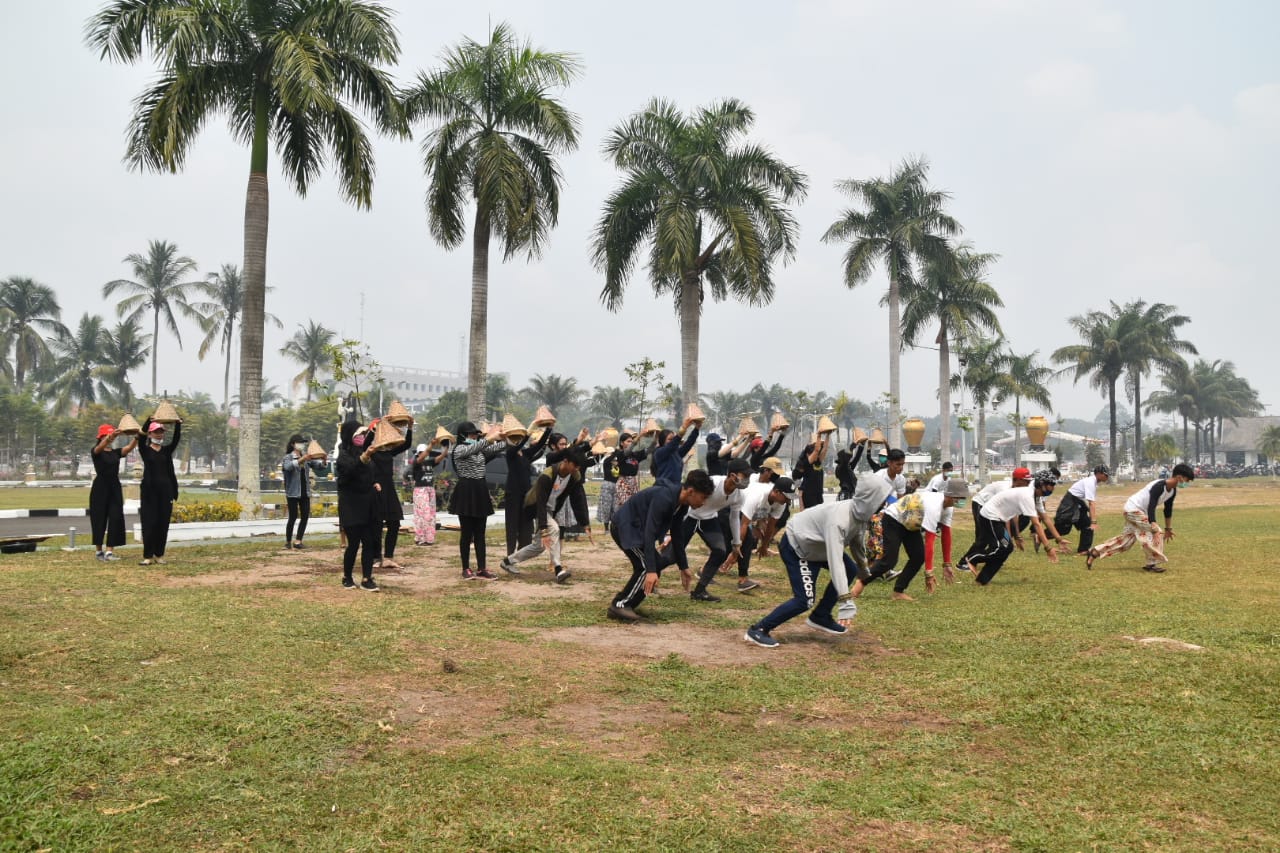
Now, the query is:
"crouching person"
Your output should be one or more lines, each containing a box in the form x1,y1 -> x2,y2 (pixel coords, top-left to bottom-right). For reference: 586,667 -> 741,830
744,476 -> 893,648
500,452 -> 591,584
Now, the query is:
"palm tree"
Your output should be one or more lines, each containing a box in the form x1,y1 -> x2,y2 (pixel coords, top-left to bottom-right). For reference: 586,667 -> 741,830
954,337 -> 1012,483
524,374 -> 581,413
0,276 -> 67,391
1003,349 -> 1054,462
402,23 -> 581,421
1192,359 -> 1261,463
101,239 -> 200,396
1052,306 -> 1134,472
278,321 -> 335,404
98,318 -> 151,410
485,374 -> 515,421
1143,434 -> 1179,467
1257,425 -> 1280,471
822,157 -> 960,447
47,313 -> 109,414
589,385 -> 639,430
749,383 -> 790,431
899,244 -> 1003,456
1144,360 -> 1198,462
1119,300 -> 1196,469
88,0 -> 406,519
594,98 -> 807,408
189,264 -> 282,413
700,390 -> 750,435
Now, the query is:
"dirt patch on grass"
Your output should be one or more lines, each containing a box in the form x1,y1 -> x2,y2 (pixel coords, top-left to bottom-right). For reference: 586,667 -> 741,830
840,818 -> 1012,852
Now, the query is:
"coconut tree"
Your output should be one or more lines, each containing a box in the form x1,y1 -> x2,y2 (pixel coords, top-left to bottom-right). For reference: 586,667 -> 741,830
749,383 -> 790,430
87,0 -> 406,519
1052,306 -> 1134,472
1119,300 -> 1196,469
899,244 -> 1003,457
278,320 -> 335,404
524,373 -> 581,413
401,23 -> 581,421
1143,434 -> 1179,467
46,313 -> 110,414
953,337 -> 1012,483
98,318 -> 151,410
822,157 -> 960,447
594,98 -> 807,408
485,373 -> 515,421
102,239 -> 201,396
1258,425 -> 1280,472
700,390 -> 751,435
1192,359 -> 1262,463
1003,348 -> 1054,462
0,276 -> 67,391
189,264 -> 281,413
589,385 -> 639,430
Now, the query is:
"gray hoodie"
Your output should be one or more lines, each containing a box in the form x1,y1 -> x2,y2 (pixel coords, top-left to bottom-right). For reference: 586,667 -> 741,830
781,476 -> 893,597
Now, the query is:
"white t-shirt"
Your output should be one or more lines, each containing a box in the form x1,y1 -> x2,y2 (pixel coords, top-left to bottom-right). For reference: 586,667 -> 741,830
688,475 -> 746,520
979,485 -> 1038,522
885,490 -> 954,533
974,479 -> 1012,505
1124,479 -> 1176,516
877,468 -> 907,498
739,480 -> 786,524
1068,474 -> 1098,503
926,472 -> 948,492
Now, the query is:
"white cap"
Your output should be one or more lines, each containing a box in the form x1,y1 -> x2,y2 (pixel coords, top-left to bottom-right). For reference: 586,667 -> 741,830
416,443 -> 428,453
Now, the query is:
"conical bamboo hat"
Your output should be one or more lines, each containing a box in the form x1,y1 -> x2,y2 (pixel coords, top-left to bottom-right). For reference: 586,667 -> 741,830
117,413 -> 142,435
386,399 -> 413,426
371,418 -> 405,451
434,424 -> 455,443
738,416 -> 761,437
483,421 -> 504,441
770,412 -> 790,431
817,414 -> 838,435
685,403 -> 706,425
530,405 -> 556,428
599,427 -> 620,448
152,400 -> 179,423
306,439 -> 326,458
869,427 -> 887,445
528,427 -> 545,444
590,441 -> 608,456
501,413 -> 528,438
640,418 -> 662,437
852,427 -> 868,444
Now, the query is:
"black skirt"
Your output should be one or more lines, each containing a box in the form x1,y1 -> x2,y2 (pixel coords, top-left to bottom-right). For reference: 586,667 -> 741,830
449,477 -> 493,517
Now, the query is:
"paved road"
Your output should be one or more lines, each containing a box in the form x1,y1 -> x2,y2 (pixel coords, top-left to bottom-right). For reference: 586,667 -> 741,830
0,514 -> 138,541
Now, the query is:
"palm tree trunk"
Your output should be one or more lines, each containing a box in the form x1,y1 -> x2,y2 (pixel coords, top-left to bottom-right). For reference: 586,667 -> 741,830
1181,414 -> 1188,462
222,326 -> 233,475
466,208 -> 491,422
1133,373 -> 1143,473
1194,421 -> 1201,462
888,273 -> 902,447
937,326 -> 951,460
977,407 -> 988,483
1108,379 -> 1118,473
237,92 -> 270,520
152,307 -> 160,396
678,275 -> 701,415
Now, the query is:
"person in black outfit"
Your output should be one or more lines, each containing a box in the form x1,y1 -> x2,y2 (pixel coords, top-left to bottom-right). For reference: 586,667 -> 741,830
282,433 -> 327,550
747,424 -> 787,473
336,419 -> 380,591
449,421 -> 506,579
89,423 -> 137,561
792,434 -> 829,509
367,418 -> 411,569
503,427 -> 551,554
138,417 -> 180,565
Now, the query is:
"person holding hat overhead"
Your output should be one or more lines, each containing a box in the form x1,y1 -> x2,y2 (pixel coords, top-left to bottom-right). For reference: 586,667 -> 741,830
500,451 -> 591,583
611,432 -> 650,510
89,423 -> 137,562
282,433 -> 327,551
137,416 -> 180,565
793,434 -> 830,509
448,420 -> 505,580
336,419 -> 380,590
366,418 -> 412,570
747,423 -> 787,474
651,417 -> 700,484
411,438 -> 447,545
504,427 -> 552,555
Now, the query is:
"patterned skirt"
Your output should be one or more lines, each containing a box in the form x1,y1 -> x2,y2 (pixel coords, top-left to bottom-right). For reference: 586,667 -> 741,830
413,486 -> 436,544
597,481 -> 618,524
867,512 -> 886,564
615,475 -> 639,507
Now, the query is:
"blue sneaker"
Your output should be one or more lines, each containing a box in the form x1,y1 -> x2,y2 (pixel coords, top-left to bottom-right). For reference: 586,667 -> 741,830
744,625 -> 779,648
804,616 -> 848,636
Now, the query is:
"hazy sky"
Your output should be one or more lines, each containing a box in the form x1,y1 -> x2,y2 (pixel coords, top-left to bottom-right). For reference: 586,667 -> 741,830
2,0 -> 1276,426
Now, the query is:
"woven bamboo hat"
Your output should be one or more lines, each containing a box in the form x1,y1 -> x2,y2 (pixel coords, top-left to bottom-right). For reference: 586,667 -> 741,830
770,412 -> 790,431
599,427 -> 620,448
852,427 -> 868,444
152,400 -> 179,423
501,413 -> 528,439
117,413 -> 142,436
817,414 -> 838,435
386,399 -> 413,427
528,427 -> 545,444
434,424 -> 455,444
738,416 -> 761,437
590,440 -> 608,455
869,427 -> 887,445
685,403 -> 706,426
483,421 -> 504,441
530,405 -> 556,428
306,439 -> 326,458
640,418 -> 662,437
370,418 -> 404,451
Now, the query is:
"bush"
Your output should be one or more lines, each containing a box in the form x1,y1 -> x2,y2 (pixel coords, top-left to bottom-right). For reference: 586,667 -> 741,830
171,500 -> 243,523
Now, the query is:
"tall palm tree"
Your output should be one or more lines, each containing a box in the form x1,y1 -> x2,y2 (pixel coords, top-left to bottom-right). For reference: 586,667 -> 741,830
47,313 -> 110,414
1144,360 -> 1198,461
954,337 -> 1012,483
278,321 -> 336,404
594,99 -> 807,408
0,276 -> 67,391
402,23 -> 581,421
899,244 -> 1003,456
822,157 -> 960,446
700,390 -> 750,435
589,385 -> 639,430
1118,301 -> 1196,467
524,374 -> 581,413
189,264 -> 281,413
1003,349 -> 1054,462
485,373 -> 515,421
749,383 -> 790,431
1257,425 -> 1280,471
1192,359 -> 1261,463
1052,305 -> 1135,472
88,0 -> 406,519
98,318 -> 151,410
102,239 -> 200,396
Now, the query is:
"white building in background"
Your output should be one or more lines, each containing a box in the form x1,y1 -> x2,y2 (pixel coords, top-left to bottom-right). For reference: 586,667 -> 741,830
381,364 -> 467,413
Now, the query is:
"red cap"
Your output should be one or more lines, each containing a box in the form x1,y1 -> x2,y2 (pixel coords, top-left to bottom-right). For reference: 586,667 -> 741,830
750,437 -> 765,450
1012,467 -> 1032,481
97,423 -> 114,439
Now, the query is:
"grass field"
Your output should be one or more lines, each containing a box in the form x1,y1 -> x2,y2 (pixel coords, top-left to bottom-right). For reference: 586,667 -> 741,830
1,481 -> 1278,851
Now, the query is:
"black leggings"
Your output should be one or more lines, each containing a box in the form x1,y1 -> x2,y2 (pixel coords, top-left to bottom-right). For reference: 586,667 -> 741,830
286,496 -> 309,542
343,522 -> 379,579
458,515 -> 488,570
382,520 -> 400,559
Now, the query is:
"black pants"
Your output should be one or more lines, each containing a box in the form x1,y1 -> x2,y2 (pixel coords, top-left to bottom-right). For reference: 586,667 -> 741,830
737,527 -> 757,578
286,496 -> 310,543
864,515 -> 925,592
139,493 -> 173,558
1054,492 -> 1093,553
381,519 -> 400,559
611,524 -> 654,610
664,515 -> 729,591
89,489 -> 126,549
343,522 -> 378,580
505,488 -> 533,554
458,515 -> 488,571
961,516 -> 1014,585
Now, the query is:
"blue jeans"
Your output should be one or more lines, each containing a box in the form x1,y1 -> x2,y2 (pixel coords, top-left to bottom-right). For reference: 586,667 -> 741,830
756,534 -> 855,632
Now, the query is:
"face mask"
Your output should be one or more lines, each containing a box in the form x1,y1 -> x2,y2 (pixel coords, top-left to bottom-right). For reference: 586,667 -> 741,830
466,437 -> 478,445
878,456 -> 888,464
736,474 -> 751,489
352,433 -> 366,447
953,499 -> 967,509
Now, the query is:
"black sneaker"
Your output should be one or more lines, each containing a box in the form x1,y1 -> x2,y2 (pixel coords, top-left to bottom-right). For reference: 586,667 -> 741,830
744,626 -> 779,648
554,567 -> 571,584
500,557 -> 521,575
1143,564 -> 1167,573
462,568 -> 477,580
360,578 -> 380,592
690,589 -> 721,603
293,542 -> 305,551
736,578 -> 760,593
476,568 -> 497,580
342,576 -> 356,589
804,616 -> 848,636
607,604 -> 640,622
